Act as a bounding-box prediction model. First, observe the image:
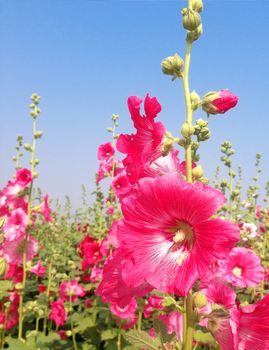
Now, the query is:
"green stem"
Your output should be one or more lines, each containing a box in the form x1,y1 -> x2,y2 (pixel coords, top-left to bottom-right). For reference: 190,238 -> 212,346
43,261 -> 52,335
18,252 -> 27,339
117,329 -> 121,350
69,296 -> 78,350
229,168 -> 233,220
184,292 -> 193,350
137,311 -> 142,331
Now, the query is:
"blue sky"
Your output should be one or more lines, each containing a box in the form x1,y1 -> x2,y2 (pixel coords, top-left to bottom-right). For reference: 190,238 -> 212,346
1,0 -> 269,208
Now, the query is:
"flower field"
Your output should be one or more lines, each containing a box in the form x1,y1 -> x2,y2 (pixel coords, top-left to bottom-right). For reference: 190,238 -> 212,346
1,1 -> 269,349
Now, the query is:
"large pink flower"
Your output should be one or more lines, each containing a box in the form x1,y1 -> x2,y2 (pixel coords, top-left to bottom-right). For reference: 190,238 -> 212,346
218,247 -> 264,288
110,297 -> 137,319
3,234 -> 38,265
3,208 -> 28,240
118,174 -> 239,296
30,260 -> 46,277
97,142 -> 115,161
15,168 -> 32,188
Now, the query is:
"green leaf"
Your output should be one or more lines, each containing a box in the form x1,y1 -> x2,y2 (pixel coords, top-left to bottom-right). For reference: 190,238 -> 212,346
193,330 -> 215,345
124,330 -> 161,349
101,329 -> 118,341
5,337 -> 36,350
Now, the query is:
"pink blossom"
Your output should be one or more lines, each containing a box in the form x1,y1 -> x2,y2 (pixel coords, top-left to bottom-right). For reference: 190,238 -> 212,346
118,174 -> 239,296
143,295 -> 164,318
59,280 -> 86,302
110,297 -> 137,319
106,206 -> 114,215
84,299 -> 92,308
97,142 -> 115,161
40,194 -> 52,222
202,90 -> 238,115
15,168 -> 32,188
80,235 -> 103,270
159,311 -> 183,341
242,223 -> 258,238
3,208 -> 28,240
218,247 -> 264,288
100,237 -> 110,256
107,220 -> 120,248
89,265 -> 103,283
95,250 -> 153,308
3,234 -> 38,265
112,174 -> 132,199
30,260 -> 46,277
49,299 -> 67,326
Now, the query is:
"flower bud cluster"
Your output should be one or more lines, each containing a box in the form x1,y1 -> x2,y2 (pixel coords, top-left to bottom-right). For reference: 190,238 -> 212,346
220,141 -> 234,167
181,1 -> 203,43
161,54 -> 184,80
194,118 -> 211,141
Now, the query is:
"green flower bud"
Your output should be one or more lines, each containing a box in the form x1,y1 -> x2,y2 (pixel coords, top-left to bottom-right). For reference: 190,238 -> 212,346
162,131 -> 175,155
192,165 -> 204,179
187,24 -> 203,43
182,8 -> 201,31
106,127 -> 113,132
112,114 -> 119,121
162,296 -> 176,307
193,291 -> 207,308
0,257 -> 8,278
161,54 -> 184,80
192,0 -> 203,13
190,90 -> 200,111
34,131 -> 44,139
181,122 -> 195,138
24,144 -> 33,152
65,330 -> 72,337
196,118 -> 208,127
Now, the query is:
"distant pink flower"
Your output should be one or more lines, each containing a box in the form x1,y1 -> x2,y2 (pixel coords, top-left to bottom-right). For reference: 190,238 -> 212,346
3,208 -> 28,240
107,220 -> 120,248
118,174 -> 239,296
40,194 -> 52,222
4,263 -> 23,283
97,142 -> 115,161
218,247 -> 264,288
106,206 -> 114,215
49,299 -> 67,326
3,234 -> 38,265
84,299 -> 92,308
112,174 -> 132,199
159,311 -> 183,341
242,223 -> 258,238
80,235 -> 102,270
90,265 -> 103,283
100,237 -> 110,256
143,295 -> 164,318
59,280 -> 86,302
110,297 -> 137,319
202,90 -> 238,115
15,168 -> 32,188
95,251 -> 153,308
30,260 -> 46,277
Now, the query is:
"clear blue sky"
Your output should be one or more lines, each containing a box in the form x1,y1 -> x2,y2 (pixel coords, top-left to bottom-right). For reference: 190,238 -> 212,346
1,0 -> 269,208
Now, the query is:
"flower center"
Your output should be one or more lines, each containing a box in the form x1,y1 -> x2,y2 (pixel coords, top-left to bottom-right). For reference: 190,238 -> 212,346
172,221 -> 194,248
232,267 -> 242,277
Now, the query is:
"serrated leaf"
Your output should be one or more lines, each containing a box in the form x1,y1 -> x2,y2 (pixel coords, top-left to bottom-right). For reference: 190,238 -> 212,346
5,337 -> 36,350
153,318 -> 176,344
125,330 -> 161,349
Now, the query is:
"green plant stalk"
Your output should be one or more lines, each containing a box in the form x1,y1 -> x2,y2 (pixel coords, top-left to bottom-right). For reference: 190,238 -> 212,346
69,296 -> 78,350
137,311 -> 142,331
43,261 -> 52,335
182,2 -> 194,347
117,328 -> 121,350
18,252 -> 27,339
229,169 -> 233,220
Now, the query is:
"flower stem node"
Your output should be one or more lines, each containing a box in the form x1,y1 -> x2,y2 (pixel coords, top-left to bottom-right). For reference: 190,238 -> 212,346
193,291 -> 207,308
182,8 -> 201,31
192,165 -> 204,179
161,54 -> 184,80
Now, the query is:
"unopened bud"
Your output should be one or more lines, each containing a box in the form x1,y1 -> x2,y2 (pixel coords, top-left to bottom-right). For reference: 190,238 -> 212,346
112,114 -> 119,121
0,257 -> 8,278
192,165 -> 204,179
65,330 -> 72,337
162,297 -> 176,307
161,54 -> 184,80
106,127 -> 113,132
181,122 -> 195,138
193,291 -> 207,308
182,8 -> 201,31
192,0 -> 203,13
187,24 -> 203,43
162,131 -> 175,155
34,131 -> 44,139
190,90 -> 200,111
24,144 -> 33,152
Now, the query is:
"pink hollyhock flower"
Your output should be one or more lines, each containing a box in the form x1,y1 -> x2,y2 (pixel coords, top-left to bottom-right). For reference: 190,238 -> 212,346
118,174 -> 239,296
95,250 -> 153,308
119,313 -> 138,330
202,90 -> 238,115
218,247 -> 264,288
242,223 -> 258,238
3,208 -> 28,240
201,277 -> 236,311
89,265 -> 103,283
106,206 -> 114,215
211,294 -> 269,350
107,220 -> 120,248
15,168 -> 32,188
110,297 -> 137,319
0,193 -> 9,217
117,94 -> 165,184
49,299 -> 67,326
30,260 -> 46,277
40,194 -> 52,222
159,311 -> 183,341
3,234 -> 38,265
97,142 -> 115,161
143,295 -> 164,318
59,280 -> 86,302
100,237 -> 110,256
112,174 -> 132,199
84,299 -> 92,308
4,263 -> 23,283
96,162 -> 106,184
0,306 -> 19,330
80,235 -> 103,270
38,284 -> 47,293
